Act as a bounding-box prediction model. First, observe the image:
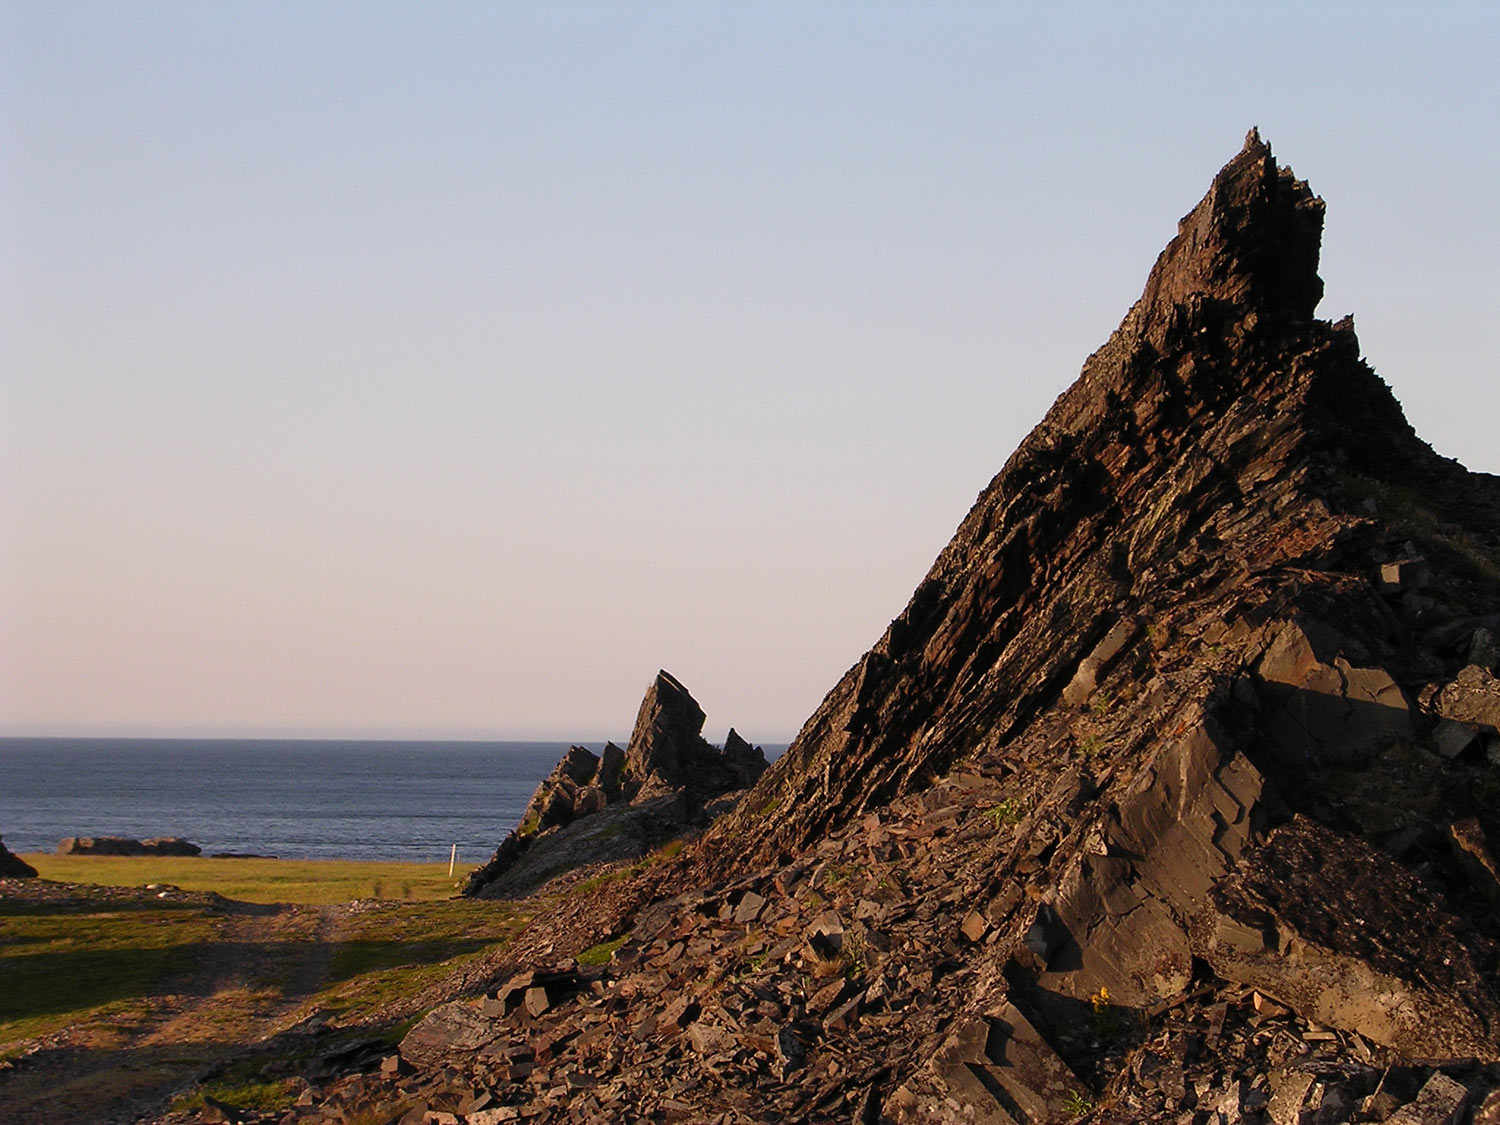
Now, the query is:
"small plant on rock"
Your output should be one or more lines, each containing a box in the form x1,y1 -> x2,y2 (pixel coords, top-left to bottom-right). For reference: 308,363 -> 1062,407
807,946 -> 848,979
1089,985 -> 1121,1038
985,799 -> 1024,830
841,931 -> 869,978
823,863 -> 857,888
1063,1088 -> 1095,1116
577,933 -> 631,967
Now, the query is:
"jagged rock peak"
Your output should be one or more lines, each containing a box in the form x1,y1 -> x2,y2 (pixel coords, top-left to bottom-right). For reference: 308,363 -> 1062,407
624,671 -> 708,789
625,671 -> 770,795
1029,129 -> 1341,466
1136,127 -> 1325,331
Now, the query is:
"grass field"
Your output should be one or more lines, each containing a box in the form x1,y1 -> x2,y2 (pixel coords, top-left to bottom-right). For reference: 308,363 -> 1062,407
18,853 -> 481,904
0,860 -> 531,1119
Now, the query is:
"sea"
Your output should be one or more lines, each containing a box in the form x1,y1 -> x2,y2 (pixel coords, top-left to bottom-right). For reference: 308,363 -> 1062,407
0,738 -> 598,863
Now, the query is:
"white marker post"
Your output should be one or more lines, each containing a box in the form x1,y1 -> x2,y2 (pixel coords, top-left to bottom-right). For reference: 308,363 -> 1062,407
449,843 -> 458,878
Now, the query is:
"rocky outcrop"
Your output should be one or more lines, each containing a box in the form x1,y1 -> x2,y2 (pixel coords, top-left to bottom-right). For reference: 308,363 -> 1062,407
516,744 -> 624,836
57,835 -> 201,857
694,129 -> 1439,873
0,835 -> 38,878
462,672 -> 767,898
288,133 -> 1500,1124
622,671 -> 768,798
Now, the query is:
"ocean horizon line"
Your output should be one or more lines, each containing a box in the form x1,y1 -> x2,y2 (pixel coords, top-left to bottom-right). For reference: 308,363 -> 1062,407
0,732 -> 797,747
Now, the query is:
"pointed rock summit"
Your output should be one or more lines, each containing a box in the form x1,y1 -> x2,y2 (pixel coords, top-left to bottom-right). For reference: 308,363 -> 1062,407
695,130 -> 1435,872
1135,127 -> 1325,330
625,671 -> 769,797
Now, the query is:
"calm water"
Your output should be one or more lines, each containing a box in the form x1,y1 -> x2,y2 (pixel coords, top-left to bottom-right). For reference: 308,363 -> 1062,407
0,738 -> 588,862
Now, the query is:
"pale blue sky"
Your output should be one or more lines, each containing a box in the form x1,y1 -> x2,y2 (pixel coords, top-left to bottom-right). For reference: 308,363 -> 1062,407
3,3 -> 1497,740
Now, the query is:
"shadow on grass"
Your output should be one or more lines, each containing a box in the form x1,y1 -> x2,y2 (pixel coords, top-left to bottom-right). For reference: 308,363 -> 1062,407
0,893 -> 280,919
326,938 -> 492,984
1,935 -> 495,1024
0,1033 -> 403,1125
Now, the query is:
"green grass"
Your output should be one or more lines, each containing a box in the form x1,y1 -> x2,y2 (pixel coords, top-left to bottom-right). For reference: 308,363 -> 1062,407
0,864 -> 533,1122
319,898 -> 529,1022
0,860 -> 527,1056
174,1079 -> 298,1116
573,868 -> 629,895
21,854 -> 479,905
326,899 -> 520,980
576,933 -> 630,967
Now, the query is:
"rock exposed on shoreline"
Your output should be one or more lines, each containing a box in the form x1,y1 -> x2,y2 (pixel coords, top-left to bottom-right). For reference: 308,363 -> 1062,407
0,835 -> 38,878
57,835 -> 202,857
461,672 -> 767,898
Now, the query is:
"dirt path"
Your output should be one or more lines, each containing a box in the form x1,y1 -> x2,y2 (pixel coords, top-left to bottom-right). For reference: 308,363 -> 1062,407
0,893 -> 349,1125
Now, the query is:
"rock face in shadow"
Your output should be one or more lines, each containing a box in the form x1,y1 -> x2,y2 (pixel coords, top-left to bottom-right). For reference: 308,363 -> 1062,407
0,836 -> 38,878
461,672 -> 767,898
300,133 -> 1500,1124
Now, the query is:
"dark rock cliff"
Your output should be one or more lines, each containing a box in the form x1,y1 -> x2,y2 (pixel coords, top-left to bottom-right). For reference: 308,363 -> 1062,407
694,128 -> 1489,875
302,133 -> 1500,1125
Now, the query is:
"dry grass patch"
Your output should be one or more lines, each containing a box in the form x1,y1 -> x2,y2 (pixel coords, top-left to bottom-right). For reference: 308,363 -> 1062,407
21,854 -> 478,905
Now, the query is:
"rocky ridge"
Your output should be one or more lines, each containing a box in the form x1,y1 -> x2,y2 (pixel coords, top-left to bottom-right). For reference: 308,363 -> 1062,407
179,133 -> 1500,1124
462,673 -> 767,899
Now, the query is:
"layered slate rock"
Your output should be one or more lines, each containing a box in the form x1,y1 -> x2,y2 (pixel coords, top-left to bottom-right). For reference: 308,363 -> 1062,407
622,671 -> 767,798
268,134 -> 1500,1124
462,672 -> 767,898
664,129 -> 1500,1110
0,835 -> 38,878
696,129 -> 1429,872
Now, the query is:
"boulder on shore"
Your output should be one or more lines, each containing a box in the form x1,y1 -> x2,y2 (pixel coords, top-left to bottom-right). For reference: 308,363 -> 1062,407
0,835 -> 38,878
57,835 -> 201,857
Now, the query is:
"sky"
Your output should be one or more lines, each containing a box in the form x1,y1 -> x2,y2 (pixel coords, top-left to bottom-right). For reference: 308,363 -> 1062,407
2,3 -> 1497,742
